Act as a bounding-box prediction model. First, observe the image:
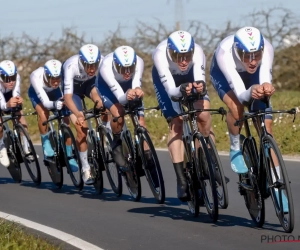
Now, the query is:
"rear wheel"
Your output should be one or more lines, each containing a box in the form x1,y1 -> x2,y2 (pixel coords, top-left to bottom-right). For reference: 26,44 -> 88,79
15,124 -> 41,185
98,126 -> 122,196
240,135 -> 265,228
262,135 -> 294,233
47,129 -> 63,188
122,130 -> 141,201
194,134 -> 218,222
60,124 -> 83,190
207,136 -> 229,209
137,130 -> 165,204
5,129 -> 22,183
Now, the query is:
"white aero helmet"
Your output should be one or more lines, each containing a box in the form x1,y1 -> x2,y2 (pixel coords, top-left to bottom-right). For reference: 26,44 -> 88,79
0,60 -> 17,83
167,30 -> 195,63
234,27 -> 264,63
44,59 -> 62,86
113,46 -> 137,75
79,44 -> 101,73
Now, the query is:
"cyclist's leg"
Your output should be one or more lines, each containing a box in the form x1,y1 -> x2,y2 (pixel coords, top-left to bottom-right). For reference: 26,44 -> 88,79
69,94 -> 91,182
210,55 -> 247,174
152,66 -> 187,200
0,114 -> 9,167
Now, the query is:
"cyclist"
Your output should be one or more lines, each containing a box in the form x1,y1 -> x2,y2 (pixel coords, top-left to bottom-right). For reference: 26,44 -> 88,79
152,30 -> 212,201
209,26 -> 286,211
28,59 -> 78,172
97,45 -> 149,172
63,44 -> 104,185
0,60 -> 33,167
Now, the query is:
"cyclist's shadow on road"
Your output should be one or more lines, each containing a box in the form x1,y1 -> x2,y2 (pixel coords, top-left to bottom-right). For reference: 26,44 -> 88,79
127,204 -> 284,232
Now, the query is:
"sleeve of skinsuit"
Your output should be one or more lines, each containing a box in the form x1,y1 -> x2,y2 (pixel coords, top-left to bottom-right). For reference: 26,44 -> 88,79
30,70 -> 55,109
131,56 -> 144,89
99,56 -> 128,105
193,44 -> 206,82
0,91 -> 7,110
259,39 -> 274,84
12,74 -> 21,97
216,46 -> 251,104
152,48 -> 181,97
63,60 -> 75,95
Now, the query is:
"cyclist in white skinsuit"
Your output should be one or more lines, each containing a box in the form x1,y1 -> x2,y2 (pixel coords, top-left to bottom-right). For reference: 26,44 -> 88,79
152,30 -> 213,201
97,46 -> 148,172
28,59 -> 78,172
63,44 -> 104,184
210,26 -> 287,211
0,60 -> 33,167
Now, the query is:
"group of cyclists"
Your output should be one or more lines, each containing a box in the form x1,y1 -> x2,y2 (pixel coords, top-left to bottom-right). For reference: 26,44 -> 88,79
0,25 -> 287,211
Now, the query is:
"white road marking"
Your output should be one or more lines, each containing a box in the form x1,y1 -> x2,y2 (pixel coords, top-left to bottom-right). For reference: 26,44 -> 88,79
0,211 -> 104,250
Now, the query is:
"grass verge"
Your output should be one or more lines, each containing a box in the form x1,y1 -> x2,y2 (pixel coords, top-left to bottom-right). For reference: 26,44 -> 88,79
0,218 -> 61,250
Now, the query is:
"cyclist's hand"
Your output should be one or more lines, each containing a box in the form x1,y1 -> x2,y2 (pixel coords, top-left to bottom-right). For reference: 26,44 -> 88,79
262,82 -> 275,96
126,89 -> 136,100
76,113 -> 85,126
54,100 -> 64,110
180,83 -> 193,96
193,81 -> 204,94
134,87 -> 144,98
6,97 -> 19,108
16,96 -> 23,104
251,84 -> 264,99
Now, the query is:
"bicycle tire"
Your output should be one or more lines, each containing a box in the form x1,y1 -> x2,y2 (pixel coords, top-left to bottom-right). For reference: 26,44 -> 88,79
60,124 -> 83,190
207,136 -> 229,209
122,130 -> 141,201
47,129 -> 63,188
194,134 -> 218,222
240,135 -> 265,228
15,124 -> 41,185
262,135 -> 294,233
88,130 -> 103,194
98,126 -> 122,196
137,129 -> 165,204
4,129 -> 22,183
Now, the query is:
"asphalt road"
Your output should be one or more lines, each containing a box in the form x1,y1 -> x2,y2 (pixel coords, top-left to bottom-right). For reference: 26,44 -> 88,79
0,147 -> 299,250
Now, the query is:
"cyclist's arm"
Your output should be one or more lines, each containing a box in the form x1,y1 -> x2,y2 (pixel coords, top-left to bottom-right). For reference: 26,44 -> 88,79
216,47 -> 250,104
12,74 -> 21,97
99,61 -> 128,105
259,39 -> 274,85
131,56 -> 144,90
192,44 -> 206,83
153,49 -> 181,97
30,73 -> 55,109
0,91 -> 7,110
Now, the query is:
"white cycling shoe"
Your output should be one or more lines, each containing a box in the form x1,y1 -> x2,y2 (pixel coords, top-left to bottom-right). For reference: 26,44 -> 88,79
0,145 -> 10,167
82,168 -> 94,185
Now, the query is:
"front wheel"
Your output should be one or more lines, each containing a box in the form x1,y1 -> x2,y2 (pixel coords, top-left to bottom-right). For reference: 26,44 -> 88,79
60,124 -> 83,190
240,135 -> 265,228
15,124 -> 41,185
88,131 -> 103,194
98,126 -> 122,196
207,136 -> 229,209
122,130 -> 141,201
4,129 -> 22,183
136,130 -> 165,204
194,134 -> 218,222
262,135 -> 294,233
